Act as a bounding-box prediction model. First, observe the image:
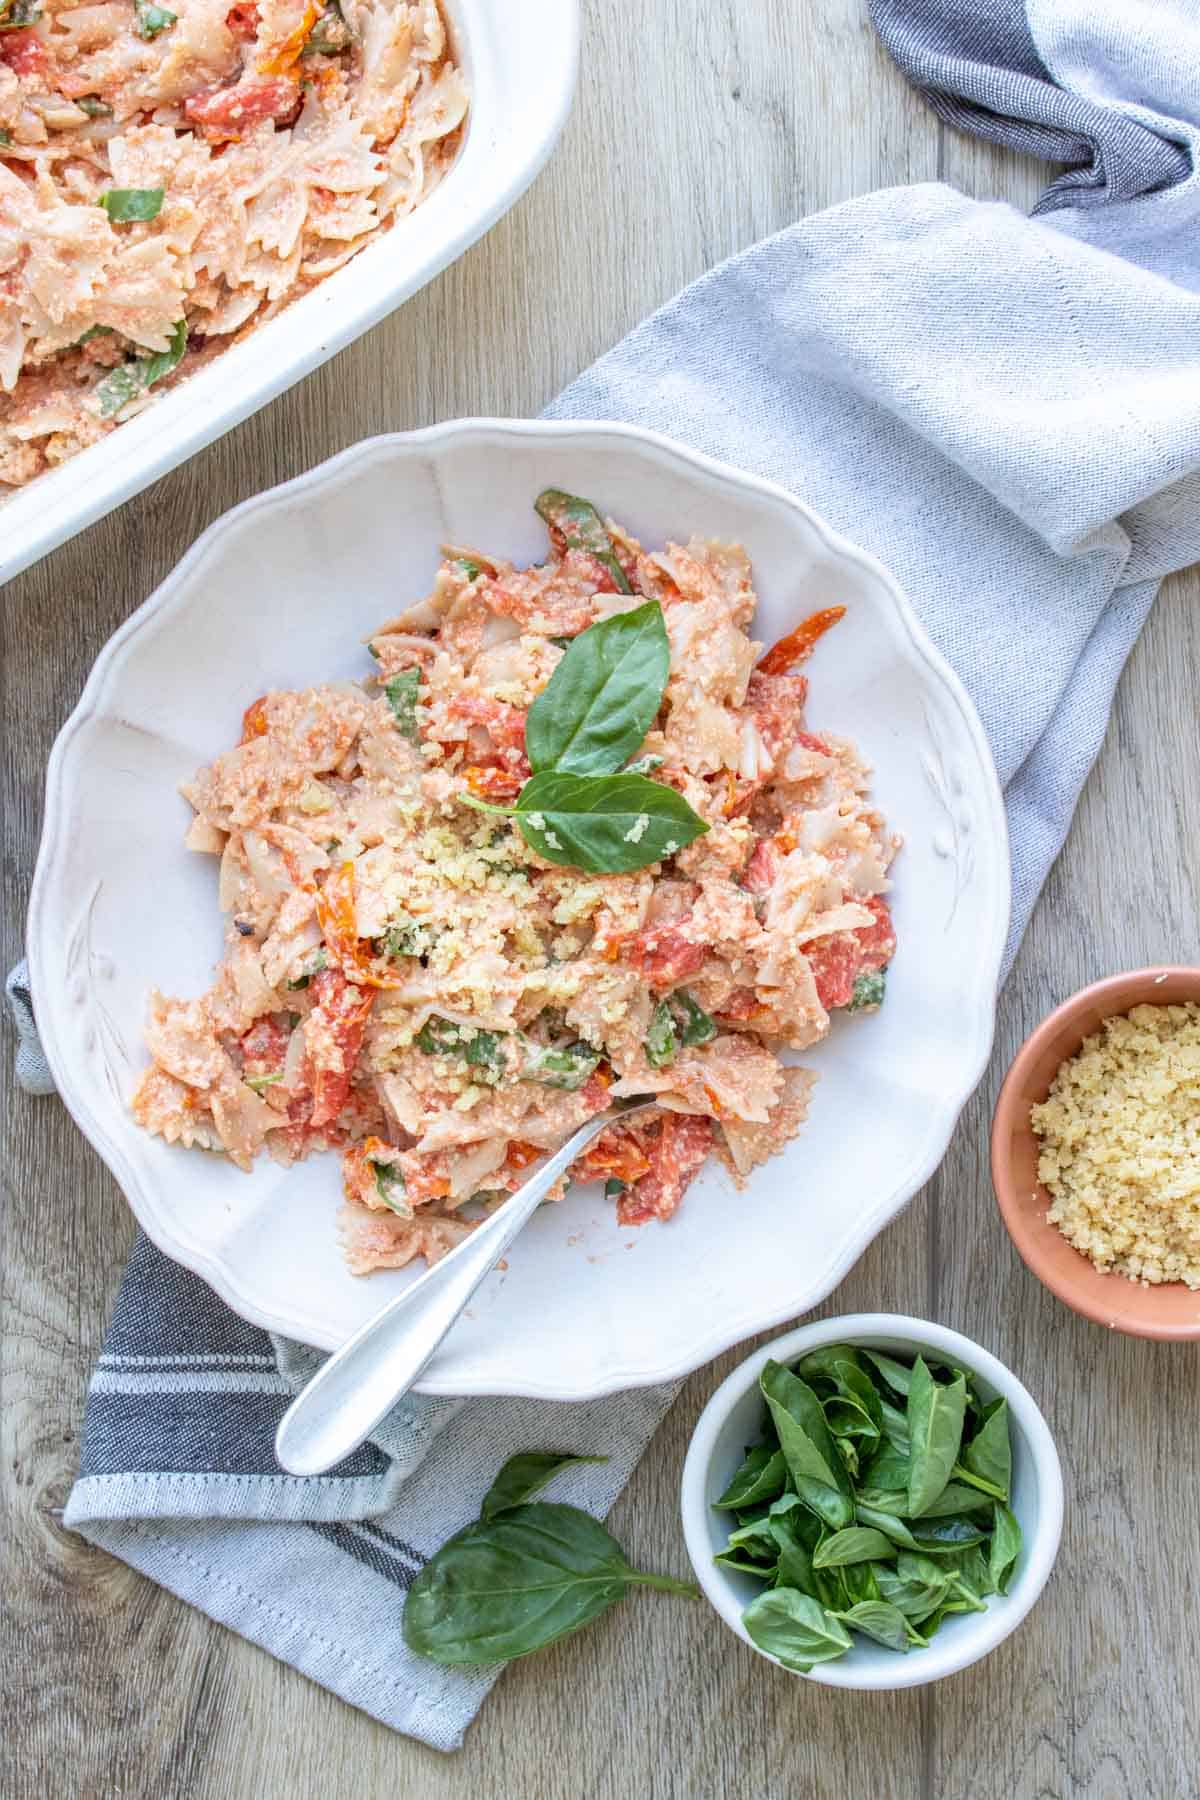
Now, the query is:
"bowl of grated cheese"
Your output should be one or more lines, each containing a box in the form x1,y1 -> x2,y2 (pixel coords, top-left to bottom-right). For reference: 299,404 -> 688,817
992,966 -> 1200,1340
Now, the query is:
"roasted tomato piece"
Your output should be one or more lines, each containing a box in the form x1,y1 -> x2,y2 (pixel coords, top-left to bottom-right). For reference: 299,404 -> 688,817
239,1016 -> 289,1069
743,837 -> 780,896
240,694 -> 271,741
576,1129 -> 652,1185
620,923 -> 706,990
184,76 -> 302,136
225,1 -> 260,38
306,967 -> 373,1129
618,1114 -> 712,1224
1,29 -> 47,75
803,894 -> 896,1011
757,606 -> 845,676
465,764 -> 525,802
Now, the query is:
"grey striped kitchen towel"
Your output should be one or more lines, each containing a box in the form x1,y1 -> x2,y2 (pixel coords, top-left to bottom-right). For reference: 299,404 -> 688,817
15,0 -> 1200,1753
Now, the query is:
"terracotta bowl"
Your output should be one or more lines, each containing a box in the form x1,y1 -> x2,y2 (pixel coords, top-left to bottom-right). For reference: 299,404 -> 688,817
991,967 -> 1200,1340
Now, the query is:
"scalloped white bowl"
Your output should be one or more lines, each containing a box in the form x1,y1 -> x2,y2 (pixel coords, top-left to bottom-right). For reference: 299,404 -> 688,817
28,420 -> 1010,1398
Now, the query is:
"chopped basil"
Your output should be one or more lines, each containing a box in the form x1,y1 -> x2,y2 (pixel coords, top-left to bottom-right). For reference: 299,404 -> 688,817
0,129 -> 10,147
378,918 -> 436,960
287,947 -> 328,990
301,0 -> 353,55
92,319 -> 186,419
644,989 -> 714,1067
523,1038 -> 601,1092
99,187 -> 165,223
604,1177 -> 625,1202
133,0 -> 176,36
534,488 -> 633,594
645,1001 -> 678,1069
77,96 -> 115,119
672,987 -> 717,1048
74,324 -> 113,347
384,668 -> 421,743
848,967 -> 887,1013
244,1071 -> 282,1093
455,556 -> 484,581
371,1159 -> 412,1217
416,1015 -> 506,1082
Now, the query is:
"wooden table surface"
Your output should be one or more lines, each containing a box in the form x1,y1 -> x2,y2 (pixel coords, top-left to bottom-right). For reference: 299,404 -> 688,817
4,3 -> 1199,1795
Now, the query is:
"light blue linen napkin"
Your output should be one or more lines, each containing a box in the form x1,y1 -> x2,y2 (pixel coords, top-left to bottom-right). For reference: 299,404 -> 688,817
8,0 -> 1200,1750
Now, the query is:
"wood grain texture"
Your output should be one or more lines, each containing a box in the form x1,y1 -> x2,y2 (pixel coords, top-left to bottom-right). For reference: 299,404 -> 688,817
2,2 -> 1197,1796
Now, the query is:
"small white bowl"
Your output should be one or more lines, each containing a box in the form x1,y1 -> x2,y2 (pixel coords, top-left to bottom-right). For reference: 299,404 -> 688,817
680,1314 -> 1063,1689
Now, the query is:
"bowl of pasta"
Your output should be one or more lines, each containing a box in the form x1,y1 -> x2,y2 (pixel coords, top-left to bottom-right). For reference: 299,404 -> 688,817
27,418 -> 1010,1397
0,0 -> 578,581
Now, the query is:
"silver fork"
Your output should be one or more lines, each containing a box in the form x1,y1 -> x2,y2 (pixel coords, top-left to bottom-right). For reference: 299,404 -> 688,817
274,1098 -> 657,1475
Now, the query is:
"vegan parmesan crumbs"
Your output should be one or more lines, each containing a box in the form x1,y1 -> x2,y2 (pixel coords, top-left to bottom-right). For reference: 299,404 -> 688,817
1031,1003 -> 1200,1289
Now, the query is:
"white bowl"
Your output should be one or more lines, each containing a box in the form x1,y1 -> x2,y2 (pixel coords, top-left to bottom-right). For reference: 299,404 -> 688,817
680,1314 -> 1064,1688
28,419 -> 1010,1398
0,0 -> 579,584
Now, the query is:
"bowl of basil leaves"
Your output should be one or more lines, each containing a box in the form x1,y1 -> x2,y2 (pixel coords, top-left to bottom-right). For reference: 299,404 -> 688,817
680,1314 -> 1063,1688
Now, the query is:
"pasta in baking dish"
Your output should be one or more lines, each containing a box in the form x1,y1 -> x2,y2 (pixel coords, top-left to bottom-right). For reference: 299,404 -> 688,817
130,488 -> 901,1274
0,0 -> 465,487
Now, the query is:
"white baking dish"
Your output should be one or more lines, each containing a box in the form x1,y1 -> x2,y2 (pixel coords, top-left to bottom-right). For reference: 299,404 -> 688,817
1,0 -> 579,586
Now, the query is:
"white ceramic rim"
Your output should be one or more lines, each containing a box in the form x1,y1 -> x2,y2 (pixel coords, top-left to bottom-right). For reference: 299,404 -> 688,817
680,1313 -> 1064,1689
0,0 -> 581,584
28,419 -> 1011,1394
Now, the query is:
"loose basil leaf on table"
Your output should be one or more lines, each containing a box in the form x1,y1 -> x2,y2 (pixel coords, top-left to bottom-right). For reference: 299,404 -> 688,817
525,599 -> 669,776
505,769 -> 708,874
905,1356 -> 968,1517
403,1502 -> 697,1665
534,487 -> 633,594
480,1452 -> 608,1521
742,1589 -> 854,1672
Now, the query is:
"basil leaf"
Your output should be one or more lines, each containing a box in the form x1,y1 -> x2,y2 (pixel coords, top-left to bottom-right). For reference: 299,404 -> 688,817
99,186 -> 165,223
511,770 -> 707,875
854,1503 -> 919,1551
416,1015 -> 505,1081
480,1452 -> 607,1521
848,967 -> 887,1012
861,1442 -> 909,1492
875,1558 -> 950,1620
723,1516 -> 779,1565
534,487 -> 633,594
741,1589 -> 853,1672
378,919 -> 435,960
862,1349 -> 914,1397
957,1397 -> 1012,1501
767,1516 -> 822,1600
523,1038 -> 600,1091
134,0 -> 176,34
908,1516 -> 990,1556
879,1396 -> 910,1454
832,1599 -> 912,1652
645,1000 -> 678,1069
909,1480 -> 994,1520
713,1445 -> 786,1511
671,987 -> 716,1048
760,1360 -> 854,1530
794,1344 -> 867,1387
383,668 -> 421,742
811,1527 -> 896,1570
906,1357 -> 967,1518
243,1071 -> 281,1093
370,1159 -> 411,1218
93,319 -> 185,418
402,1502 -> 696,1664
715,1551 -> 775,1579
525,600 -> 669,777
287,947 -> 328,989
989,1503 -> 1022,1594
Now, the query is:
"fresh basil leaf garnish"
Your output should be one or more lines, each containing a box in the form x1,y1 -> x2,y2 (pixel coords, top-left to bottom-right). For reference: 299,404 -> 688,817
500,769 -> 707,875
99,186 -> 165,223
534,487 -> 633,594
525,600 -> 669,778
